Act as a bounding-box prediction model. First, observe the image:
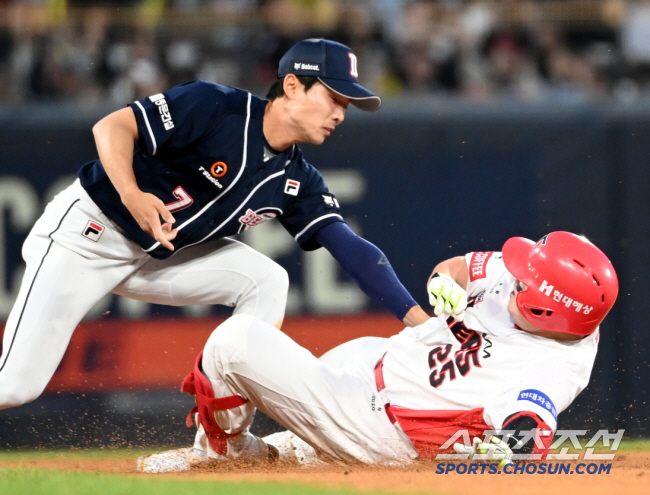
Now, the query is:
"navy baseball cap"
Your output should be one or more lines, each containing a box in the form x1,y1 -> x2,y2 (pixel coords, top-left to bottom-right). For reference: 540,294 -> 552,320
278,39 -> 381,112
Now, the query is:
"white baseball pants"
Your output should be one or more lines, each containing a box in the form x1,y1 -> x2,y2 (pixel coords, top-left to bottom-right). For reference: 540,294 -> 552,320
198,314 -> 418,465
0,180 -> 288,409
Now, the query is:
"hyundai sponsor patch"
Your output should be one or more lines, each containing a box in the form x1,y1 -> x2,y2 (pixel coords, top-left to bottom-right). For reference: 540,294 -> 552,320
518,389 -> 557,420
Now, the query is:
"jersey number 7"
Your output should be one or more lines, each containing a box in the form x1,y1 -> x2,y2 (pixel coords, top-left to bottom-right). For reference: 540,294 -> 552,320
165,186 -> 194,213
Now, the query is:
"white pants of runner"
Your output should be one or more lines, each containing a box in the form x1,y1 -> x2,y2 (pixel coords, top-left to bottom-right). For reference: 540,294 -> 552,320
198,313 -> 418,465
0,180 -> 288,409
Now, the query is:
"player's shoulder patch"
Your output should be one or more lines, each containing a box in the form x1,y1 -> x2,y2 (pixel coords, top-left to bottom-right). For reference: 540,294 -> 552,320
517,389 -> 558,421
148,93 -> 175,132
468,251 -> 494,281
321,193 -> 340,209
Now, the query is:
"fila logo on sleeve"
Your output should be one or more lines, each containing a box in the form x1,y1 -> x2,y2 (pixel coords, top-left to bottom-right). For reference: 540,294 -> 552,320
82,220 -> 106,242
284,179 -> 300,196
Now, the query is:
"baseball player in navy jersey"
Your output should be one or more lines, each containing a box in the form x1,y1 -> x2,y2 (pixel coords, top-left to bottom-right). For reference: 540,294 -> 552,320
0,39 -> 429,413
136,231 -> 618,472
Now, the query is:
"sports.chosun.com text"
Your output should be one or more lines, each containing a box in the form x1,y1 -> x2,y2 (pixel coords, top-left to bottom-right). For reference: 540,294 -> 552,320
435,462 -> 612,474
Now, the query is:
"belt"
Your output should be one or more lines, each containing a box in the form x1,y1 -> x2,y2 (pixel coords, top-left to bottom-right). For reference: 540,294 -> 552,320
374,353 -> 396,424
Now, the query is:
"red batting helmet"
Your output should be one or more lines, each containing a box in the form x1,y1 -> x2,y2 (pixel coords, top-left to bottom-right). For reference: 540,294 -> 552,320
502,231 -> 619,336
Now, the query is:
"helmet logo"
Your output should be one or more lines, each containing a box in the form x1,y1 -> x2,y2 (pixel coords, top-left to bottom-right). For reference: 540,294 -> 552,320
538,280 -> 593,315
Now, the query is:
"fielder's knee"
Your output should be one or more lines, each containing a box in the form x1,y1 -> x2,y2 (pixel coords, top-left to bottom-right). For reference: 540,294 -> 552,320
258,261 -> 289,298
234,257 -> 288,327
254,261 -> 288,328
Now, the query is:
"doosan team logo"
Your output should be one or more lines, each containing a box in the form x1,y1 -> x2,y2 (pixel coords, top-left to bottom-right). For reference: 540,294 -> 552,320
322,194 -> 339,208
237,208 -> 281,233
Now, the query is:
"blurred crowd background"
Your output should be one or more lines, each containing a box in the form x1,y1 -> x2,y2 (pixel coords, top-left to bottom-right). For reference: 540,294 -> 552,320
2,0 -> 650,446
3,0 -> 650,107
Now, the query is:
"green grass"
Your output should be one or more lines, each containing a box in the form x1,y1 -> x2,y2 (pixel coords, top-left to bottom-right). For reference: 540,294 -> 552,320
612,438 -> 650,451
0,469 -> 364,495
0,448 -> 371,495
545,437 -> 650,453
1,440 -> 649,495
0,447 -> 152,461
2,437 -> 646,459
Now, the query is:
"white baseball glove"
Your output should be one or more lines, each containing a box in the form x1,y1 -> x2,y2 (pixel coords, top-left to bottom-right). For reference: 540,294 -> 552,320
427,273 -> 468,321
454,436 -> 514,468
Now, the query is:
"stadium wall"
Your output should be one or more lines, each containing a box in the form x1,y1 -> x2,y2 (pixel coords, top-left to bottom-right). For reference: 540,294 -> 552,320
0,100 -> 647,446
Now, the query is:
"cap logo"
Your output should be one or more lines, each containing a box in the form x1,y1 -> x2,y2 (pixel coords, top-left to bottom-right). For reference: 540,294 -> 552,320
294,62 -> 320,71
348,52 -> 358,78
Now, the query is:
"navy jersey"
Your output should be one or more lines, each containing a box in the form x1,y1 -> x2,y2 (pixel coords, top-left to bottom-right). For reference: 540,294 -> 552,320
79,81 -> 344,259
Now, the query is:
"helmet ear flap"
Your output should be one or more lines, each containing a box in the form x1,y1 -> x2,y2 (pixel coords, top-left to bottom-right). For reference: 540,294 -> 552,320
516,295 -> 558,331
527,307 -> 552,318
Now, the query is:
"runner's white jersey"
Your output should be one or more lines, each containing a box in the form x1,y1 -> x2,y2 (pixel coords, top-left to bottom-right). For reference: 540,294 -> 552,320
382,251 -> 599,431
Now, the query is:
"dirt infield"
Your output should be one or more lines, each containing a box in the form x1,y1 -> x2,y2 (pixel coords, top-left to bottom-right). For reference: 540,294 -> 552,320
1,453 -> 649,495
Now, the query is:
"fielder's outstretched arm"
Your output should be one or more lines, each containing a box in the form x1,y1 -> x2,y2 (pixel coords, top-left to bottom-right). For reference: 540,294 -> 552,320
92,107 -> 177,250
313,222 -> 429,326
